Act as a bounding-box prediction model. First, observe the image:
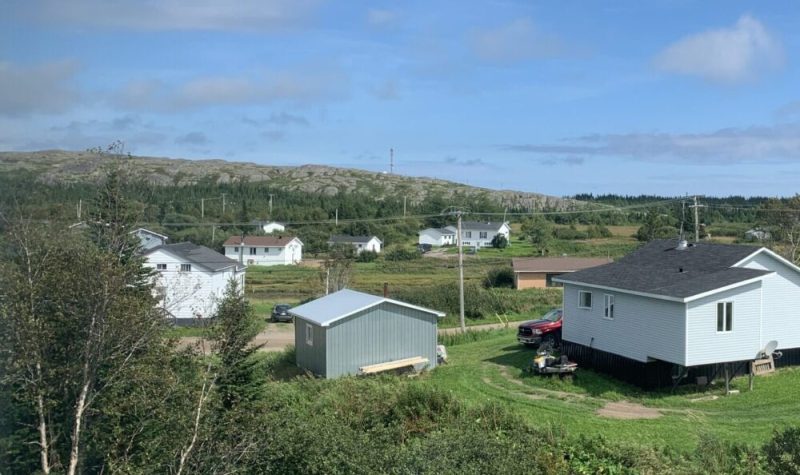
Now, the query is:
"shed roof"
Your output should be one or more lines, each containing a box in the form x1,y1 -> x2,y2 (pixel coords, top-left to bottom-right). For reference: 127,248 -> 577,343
328,235 -> 381,244
144,242 -> 244,272
555,239 -> 771,300
290,289 -> 445,327
224,235 -> 301,247
512,257 -> 611,273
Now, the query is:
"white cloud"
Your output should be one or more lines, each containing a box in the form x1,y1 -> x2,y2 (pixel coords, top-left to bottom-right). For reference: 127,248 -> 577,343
654,14 -> 784,83
505,124 -> 800,164
367,9 -> 399,27
0,60 -> 79,116
115,70 -> 348,111
471,18 -> 565,63
19,0 -> 321,32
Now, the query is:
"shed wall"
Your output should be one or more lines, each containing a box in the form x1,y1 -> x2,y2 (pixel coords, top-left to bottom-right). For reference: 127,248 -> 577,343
295,320 -> 327,377
325,302 -> 438,378
562,284 -> 686,364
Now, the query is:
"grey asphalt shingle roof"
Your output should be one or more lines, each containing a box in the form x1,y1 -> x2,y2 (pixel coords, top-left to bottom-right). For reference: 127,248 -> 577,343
461,221 -> 507,232
290,289 -> 445,327
145,242 -> 243,272
555,239 -> 771,299
328,235 -> 381,244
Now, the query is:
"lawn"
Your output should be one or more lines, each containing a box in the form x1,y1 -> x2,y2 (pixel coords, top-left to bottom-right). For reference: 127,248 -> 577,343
426,329 -> 800,451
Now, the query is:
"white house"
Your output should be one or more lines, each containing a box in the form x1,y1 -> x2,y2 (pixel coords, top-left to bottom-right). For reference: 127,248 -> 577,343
143,242 -> 245,323
130,228 -> 168,250
555,239 -> 800,385
260,221 -> 286,234
446,221 -> 510,248
223,235 -> 303,266
418,228 -> 456,247
328,235 -> 382,254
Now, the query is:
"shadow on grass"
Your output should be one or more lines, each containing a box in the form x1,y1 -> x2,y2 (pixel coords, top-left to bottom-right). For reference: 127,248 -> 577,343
259,346 -> 306,382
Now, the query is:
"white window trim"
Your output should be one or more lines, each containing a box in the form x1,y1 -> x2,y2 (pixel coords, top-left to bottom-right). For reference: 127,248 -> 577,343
305,323 -> 314,346
603,294 -> 614,320
180,264 -> 191,272
716,301 -> 734,333
156,263 -> 167,270
578,291 -> 592,309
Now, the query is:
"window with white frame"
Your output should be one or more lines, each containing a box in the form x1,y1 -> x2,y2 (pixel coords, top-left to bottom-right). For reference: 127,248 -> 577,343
234,247 -> 239,253
156,263 -> 167,270
717,302 -> 733,332
180,264 -> 191,272
250,247 -> 257,255
264,247 -> 270,253
305,323 -> 313,346
465,231 -> 472,238
578,291 -> 592,309
604,294 -> 614,319
479,231 -> 487,239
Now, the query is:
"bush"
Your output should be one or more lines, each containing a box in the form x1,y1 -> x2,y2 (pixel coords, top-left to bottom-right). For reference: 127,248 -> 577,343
586,224 -> 613,239
490,234 -> 508,249
553,225 -> 587,240
764,427 -> 800,475
356,250 -> 379,262
484,267 -> 515,289
384,246 -> 421,261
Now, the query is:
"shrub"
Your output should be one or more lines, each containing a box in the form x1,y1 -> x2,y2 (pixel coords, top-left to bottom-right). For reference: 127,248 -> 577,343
586,224 -> 613,239
553,225 -> 587,240
384,246 -> 421,261
356,250 -> 379,262
484,266 -> 515,288
764,427 -> 800,475
490,234 -> 508,248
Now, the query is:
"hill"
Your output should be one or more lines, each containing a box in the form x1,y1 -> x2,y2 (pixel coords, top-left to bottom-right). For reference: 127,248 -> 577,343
0,150 -> 583,211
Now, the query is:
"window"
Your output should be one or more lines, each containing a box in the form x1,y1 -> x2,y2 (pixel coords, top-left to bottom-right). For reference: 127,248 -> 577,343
604,294 -> 615,319
465,231 -> 472,238
578,291 -> 592,309
264,247 -> 270,253
479,231 -> 487,239
305,323 -> 313,346
156,263 -> 167,270
180,264 -> 191,272
234,247 -> 239,253
717,302 -> 733,332
250,247 -> 257,255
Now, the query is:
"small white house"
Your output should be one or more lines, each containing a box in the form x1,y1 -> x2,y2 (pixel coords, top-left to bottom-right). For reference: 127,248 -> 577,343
130,228 -> 168,250
261,221 -> 286,234
223,235 -> 303,266
418,228 -> 456,247
328,235 -> 382,254
143,242 -> 245,323
446,221 -> 510,248
555,239 -> 800,383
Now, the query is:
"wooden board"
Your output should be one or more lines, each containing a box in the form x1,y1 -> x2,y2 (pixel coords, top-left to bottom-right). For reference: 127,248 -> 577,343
359,356 -> 429,375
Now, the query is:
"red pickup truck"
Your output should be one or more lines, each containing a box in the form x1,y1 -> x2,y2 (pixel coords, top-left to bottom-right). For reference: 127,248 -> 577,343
517,308 -> 562,346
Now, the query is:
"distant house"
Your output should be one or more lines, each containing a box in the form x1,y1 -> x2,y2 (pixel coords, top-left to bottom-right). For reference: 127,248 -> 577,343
260,221 -> 286,234
418,228 -> 456,247
328,235 -> 382,254
223,235 -> 303,266
512,257 -> 611,289
446,221 -> 510,248
290,289 -> 445,378
130,228 -> 169,251
144,242 -> 245,323
744,228 -> 771,241
555,239 -> 800,388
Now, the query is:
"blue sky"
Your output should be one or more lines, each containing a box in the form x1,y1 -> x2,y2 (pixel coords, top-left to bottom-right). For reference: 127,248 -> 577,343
3,1 -> 800,197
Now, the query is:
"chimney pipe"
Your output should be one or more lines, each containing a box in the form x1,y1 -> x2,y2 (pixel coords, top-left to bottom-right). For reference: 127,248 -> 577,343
383,282 -> 389,298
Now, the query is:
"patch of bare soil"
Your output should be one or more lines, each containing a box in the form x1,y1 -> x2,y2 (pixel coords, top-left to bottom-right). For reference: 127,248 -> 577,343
596,401 -> 662,420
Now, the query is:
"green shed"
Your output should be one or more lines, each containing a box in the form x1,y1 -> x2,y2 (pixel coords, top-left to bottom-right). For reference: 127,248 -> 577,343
290,289 -> 446,378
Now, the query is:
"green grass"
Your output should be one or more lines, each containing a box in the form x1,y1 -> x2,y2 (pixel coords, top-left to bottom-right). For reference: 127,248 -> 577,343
427,330 -> 800,450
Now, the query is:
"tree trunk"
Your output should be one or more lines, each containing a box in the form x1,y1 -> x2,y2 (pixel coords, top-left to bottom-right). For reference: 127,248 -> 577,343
67,366 -> 91,475
176,369 -> 215,475
36,365 -> 50,475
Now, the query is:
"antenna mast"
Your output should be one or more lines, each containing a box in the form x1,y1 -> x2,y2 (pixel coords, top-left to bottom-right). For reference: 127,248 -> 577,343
390,148 -> 394,174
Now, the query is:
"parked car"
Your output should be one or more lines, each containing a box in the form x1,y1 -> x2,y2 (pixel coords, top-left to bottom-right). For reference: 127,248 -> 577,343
271,304 -> 293,323
418,243 -> 433,253
517,308 -> 562,346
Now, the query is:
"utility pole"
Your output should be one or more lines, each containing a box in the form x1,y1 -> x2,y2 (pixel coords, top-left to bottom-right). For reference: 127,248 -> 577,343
238,233 -> 244,266
77,199 -> 82,220
222,193 -> 227,215
268,194 -> 274,218
325,268 -> 330,295
335,208 -> 338,226
390,148 -> 394,174
201,198 -> 205,219
403,196 -> 407,217
690,196 -> 705,242
457,211 -> 465,333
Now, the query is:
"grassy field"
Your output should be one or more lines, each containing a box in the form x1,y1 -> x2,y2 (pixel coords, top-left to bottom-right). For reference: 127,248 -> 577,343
426,329 -> 800,450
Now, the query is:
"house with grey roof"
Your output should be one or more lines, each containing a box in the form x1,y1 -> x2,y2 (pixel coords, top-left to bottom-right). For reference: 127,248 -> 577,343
555,239 -> 800,387
143,242 -> 245,324
327,235 -> 382,254
512,256 -> 611,289
418,227 -> 456,247
130,228 -> 169,250
290,289 -> 445,378
445,221 -> 510,249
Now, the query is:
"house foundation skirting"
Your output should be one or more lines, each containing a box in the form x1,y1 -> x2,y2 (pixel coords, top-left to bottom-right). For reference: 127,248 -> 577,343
561,340 -> 800,390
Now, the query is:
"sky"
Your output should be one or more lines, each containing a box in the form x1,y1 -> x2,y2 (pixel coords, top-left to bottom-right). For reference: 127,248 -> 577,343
3,1 -> 800,197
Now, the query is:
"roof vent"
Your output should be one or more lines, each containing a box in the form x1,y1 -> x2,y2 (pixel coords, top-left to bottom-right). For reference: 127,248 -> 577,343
676,240 -> 688,251
679,267 -> 684,273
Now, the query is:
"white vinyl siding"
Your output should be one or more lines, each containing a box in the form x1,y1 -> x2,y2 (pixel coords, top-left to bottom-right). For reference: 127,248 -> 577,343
604,294 -> 615,319
578,291 -> 592,309
563,284 -> 686,364
686,281 -> 761,366
738,252 -> 800,350
223,239 -> 303,266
